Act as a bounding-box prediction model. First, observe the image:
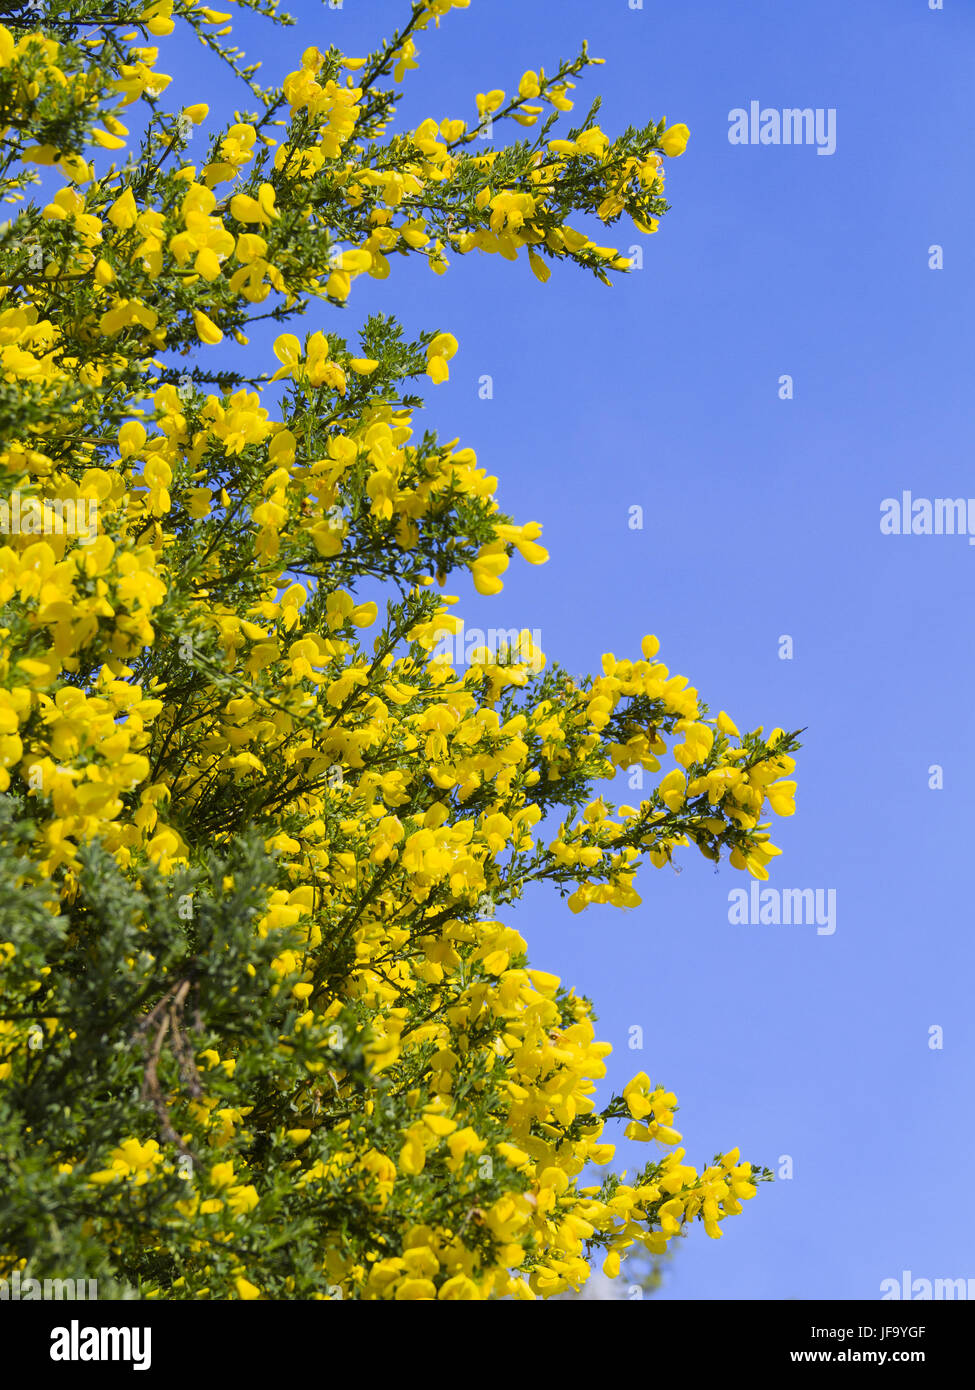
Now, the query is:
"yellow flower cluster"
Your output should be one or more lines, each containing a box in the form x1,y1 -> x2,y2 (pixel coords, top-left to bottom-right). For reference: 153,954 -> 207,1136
0,4 -> 791,1299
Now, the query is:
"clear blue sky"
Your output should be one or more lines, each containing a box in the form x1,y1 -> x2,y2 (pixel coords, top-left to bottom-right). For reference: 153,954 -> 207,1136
164,0 -> 975,1298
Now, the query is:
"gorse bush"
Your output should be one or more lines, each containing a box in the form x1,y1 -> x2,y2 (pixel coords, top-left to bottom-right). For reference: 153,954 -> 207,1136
0,0 -> 799,1300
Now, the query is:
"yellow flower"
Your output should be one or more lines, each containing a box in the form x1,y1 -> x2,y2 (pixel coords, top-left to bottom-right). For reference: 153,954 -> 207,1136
192,309 -> 223,345
658,122 -> 690,157
426,331 -> 459,383
229,184 -> 278,226
716,710 -> 740,738
107,188 -> 138,229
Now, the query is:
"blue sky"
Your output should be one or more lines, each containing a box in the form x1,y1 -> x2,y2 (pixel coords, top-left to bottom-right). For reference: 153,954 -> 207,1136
162,0 -> 975,1298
